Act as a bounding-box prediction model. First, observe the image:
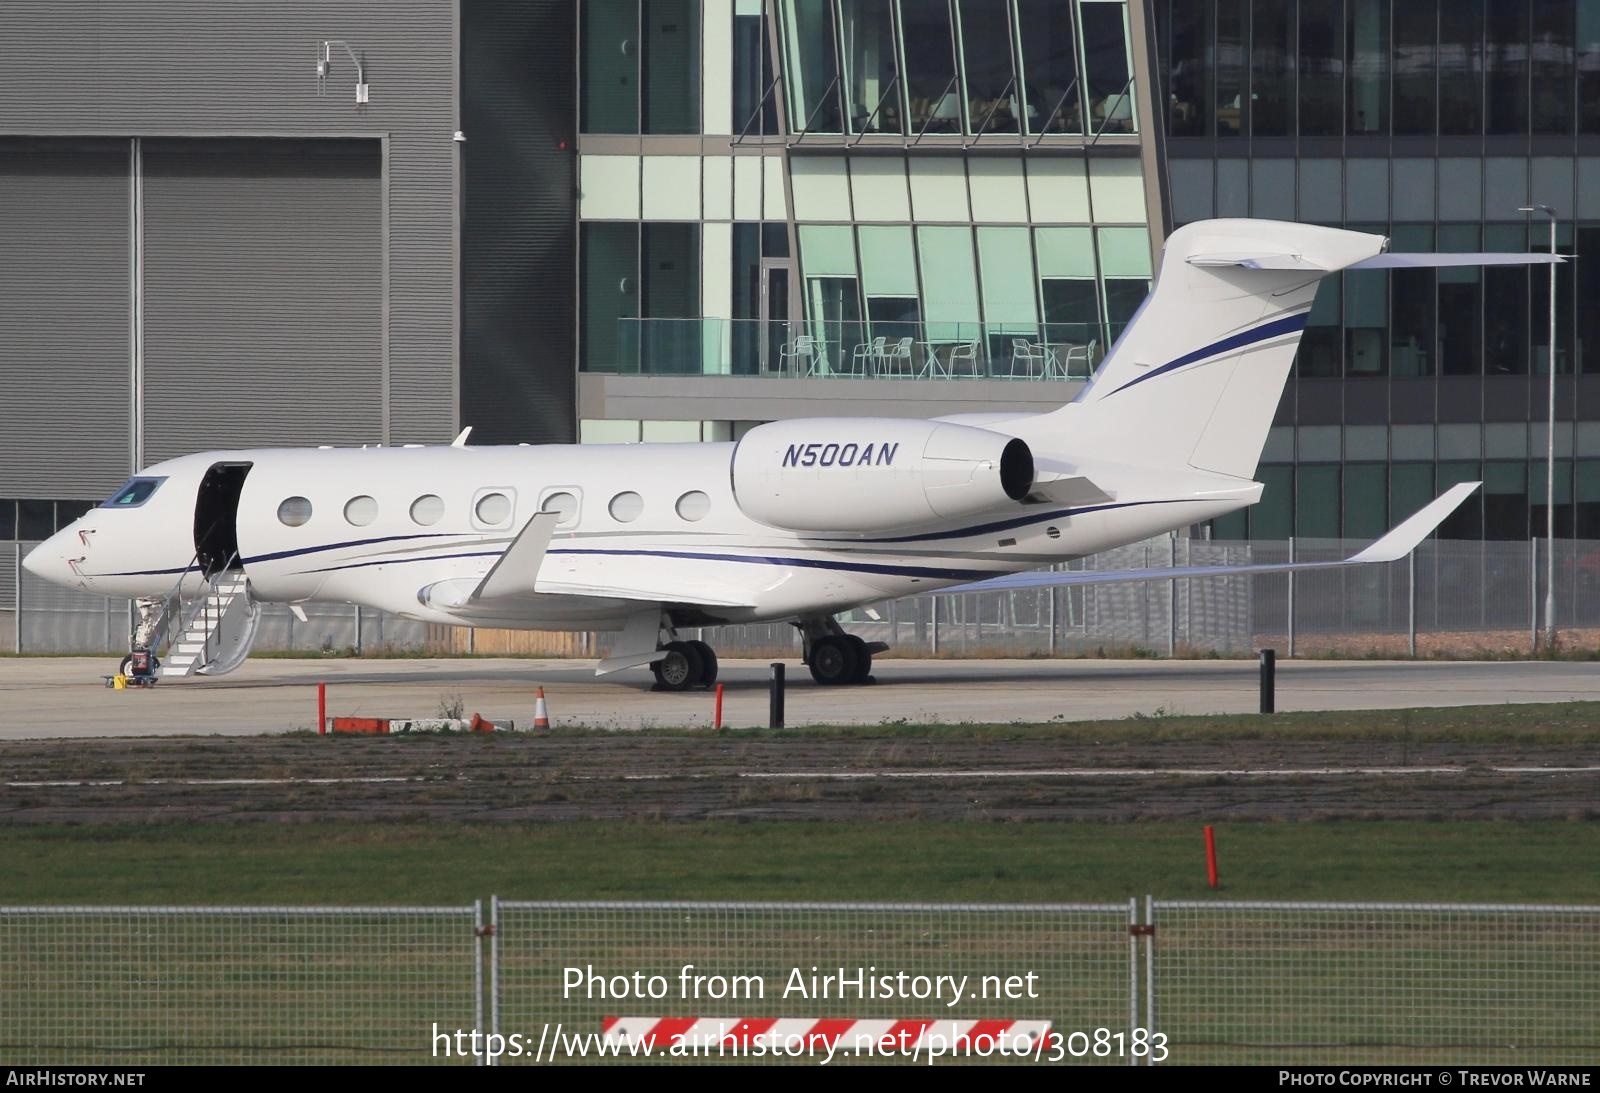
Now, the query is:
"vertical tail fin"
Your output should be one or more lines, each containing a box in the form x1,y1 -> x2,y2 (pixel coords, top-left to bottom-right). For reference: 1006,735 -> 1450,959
1026,220 -> 1387,480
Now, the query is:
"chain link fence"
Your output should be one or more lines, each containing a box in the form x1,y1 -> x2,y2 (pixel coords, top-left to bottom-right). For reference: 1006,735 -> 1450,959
2,899 -> 1597,1065
8,537 -> 1600,658
0,904 -> 484,1065
1147,900 -> 1600,1066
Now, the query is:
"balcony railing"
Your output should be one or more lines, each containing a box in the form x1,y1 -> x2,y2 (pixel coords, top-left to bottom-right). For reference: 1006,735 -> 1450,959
592,318 -> 1119,379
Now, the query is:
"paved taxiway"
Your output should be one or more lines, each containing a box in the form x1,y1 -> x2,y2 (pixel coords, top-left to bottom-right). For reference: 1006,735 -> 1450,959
1,656 -> 1597,738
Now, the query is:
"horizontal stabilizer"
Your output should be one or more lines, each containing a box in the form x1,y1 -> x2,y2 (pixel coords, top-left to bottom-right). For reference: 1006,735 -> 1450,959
1348,252 -> 1564,269
1027,460 -> 1114,506
942,483 -> 1479,595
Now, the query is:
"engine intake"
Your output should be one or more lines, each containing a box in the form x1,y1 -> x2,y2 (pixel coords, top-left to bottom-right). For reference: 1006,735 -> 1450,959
730,418 -> 1034,534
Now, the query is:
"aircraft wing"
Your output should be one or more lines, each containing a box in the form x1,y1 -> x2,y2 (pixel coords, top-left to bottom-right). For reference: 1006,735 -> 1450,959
941,482 -> 1479,594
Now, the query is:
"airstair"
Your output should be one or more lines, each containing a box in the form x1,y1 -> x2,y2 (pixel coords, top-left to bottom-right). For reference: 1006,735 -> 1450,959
158,570 -> 260,678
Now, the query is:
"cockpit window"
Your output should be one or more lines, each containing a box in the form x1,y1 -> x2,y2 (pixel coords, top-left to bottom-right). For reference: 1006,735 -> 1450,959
101,477 -> 166,509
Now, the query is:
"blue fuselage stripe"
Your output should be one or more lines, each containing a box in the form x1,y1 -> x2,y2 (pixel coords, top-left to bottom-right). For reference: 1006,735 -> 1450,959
1107,312 -> 1310,397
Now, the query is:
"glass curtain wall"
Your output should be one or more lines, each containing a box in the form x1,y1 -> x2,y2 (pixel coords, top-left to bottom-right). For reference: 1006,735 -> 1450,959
1159,0 -> 1595,140
580,1 -> 700,134
778,1 -> 1135,139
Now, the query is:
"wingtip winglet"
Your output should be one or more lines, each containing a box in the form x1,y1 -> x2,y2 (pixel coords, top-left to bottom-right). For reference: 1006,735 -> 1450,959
1349,481 -> 1481,564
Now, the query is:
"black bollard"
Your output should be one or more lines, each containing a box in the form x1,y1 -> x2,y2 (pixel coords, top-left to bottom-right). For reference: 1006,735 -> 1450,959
769,662 -> 786,729
1259,648 -> 1276,714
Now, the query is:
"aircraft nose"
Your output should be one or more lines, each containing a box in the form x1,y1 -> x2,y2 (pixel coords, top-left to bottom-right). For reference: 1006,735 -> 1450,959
21,535 -> 72,586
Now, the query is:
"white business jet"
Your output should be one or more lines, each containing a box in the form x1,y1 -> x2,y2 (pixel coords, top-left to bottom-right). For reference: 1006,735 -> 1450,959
23,220 -> 1558,689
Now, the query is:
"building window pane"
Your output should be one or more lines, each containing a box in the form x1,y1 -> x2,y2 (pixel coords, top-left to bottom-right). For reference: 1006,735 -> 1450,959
1393,0 -> 1438,135
1164,0 -> 1210,136
1530,221 -> 1576,375
1485,0 -> 1529,135
1390,225 -> 1436,378
840,0 -> 903,134
1250,0 -> 1293,137
977,226 -> 1038,355
581,222 -> 639,372
782,0 -> 843,133
1298,277 -> 1343,378
1391,463 -> 1434,526
1081,1 -> 1136,133
1577,227 -> 1600,374
1532,0 -> 1576,135
1581,0 -> 1600,133
641,223 -> 700,373
1299,0 -> 1345,137
1438,225 -> 1483,376
1253,465 -> 1294,539
644,0 -> 700,133
1438,461 -> 1485,538
1344,268 -> 1389,376
583,0 -> 638,133
1019,0 -> 1083,134
957,0 -> 1020,133
1216,0 -> 1245,136
916,226 -> 980,343
1344,464 -> 1388,540
1296,466 -> 1341,539
0,500 -> 15,540
807,276 -> 863,372
1483,460 -> 1530,539
1484,224 -> 1529,375
1102,277 -> 1148,341
1347,0 -> 1389,135
1439,0 -> 1485,137
900,1 -> 961,133
1041,279 -> 1101,347
733,9 -> 780,135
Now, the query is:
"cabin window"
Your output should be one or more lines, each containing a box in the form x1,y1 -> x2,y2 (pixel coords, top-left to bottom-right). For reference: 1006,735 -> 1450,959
277,497 -> 313,527
343,496 -> 378,527
675,490 -> 711,521
410,494 -> 445,526
608,491 -> 644,522
541,491 -> 579,527
101,477 -> 166,509
475,492 -> 512,525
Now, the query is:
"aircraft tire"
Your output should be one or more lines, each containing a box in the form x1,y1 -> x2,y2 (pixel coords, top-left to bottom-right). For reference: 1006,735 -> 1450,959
686,640 -> 718,686
807,635 -> 858,686
844,635 -> 873,683
652,642 -> 705,692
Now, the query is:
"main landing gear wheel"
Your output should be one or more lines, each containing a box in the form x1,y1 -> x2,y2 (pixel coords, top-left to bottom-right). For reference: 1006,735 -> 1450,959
844,634 -> 873,683
652,640 -> 713,692
686,640 -> 718,686
807,635 -> 860,686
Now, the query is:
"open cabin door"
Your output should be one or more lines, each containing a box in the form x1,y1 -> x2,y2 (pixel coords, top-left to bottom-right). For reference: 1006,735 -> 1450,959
194,462 -> 252,578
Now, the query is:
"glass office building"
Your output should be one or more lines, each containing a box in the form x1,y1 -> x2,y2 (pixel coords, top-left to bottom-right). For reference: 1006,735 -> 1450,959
573,1 -> 1600,543
1155,0 -> 1600,543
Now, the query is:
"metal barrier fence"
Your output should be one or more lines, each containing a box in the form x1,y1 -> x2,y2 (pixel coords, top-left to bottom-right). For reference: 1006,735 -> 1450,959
9,536 -> 1600,658
2,899 -> 1596,1065
1147,900 -> 1600,1066
0,904 -> 484,1065
490,900 -> 1136,1066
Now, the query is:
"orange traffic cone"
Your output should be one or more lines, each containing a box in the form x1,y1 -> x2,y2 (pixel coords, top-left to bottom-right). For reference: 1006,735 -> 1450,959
534,687 -> 551,730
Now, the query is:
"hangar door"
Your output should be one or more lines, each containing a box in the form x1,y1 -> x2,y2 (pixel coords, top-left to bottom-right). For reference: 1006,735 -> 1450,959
141,138 -> 383,460
0,139 -> 133,498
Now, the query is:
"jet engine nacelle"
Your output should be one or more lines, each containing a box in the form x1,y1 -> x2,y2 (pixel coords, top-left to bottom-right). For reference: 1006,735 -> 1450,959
730,418 -> 1034,533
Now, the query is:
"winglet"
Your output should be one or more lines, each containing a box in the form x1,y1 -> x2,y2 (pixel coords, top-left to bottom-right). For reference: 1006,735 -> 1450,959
471,511 -> 559,601
1348,481 -> 1480,564
452,426 -> 473,447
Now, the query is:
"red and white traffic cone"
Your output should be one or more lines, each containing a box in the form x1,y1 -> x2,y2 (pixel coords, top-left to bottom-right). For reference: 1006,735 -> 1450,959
534,687 -> 551,730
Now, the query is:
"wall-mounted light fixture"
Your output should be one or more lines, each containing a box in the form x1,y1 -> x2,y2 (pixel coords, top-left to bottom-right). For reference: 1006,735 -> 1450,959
317,40 -> 369,107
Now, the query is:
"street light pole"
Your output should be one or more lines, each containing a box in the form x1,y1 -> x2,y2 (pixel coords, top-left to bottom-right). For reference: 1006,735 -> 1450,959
1520,204 -> 1558,650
